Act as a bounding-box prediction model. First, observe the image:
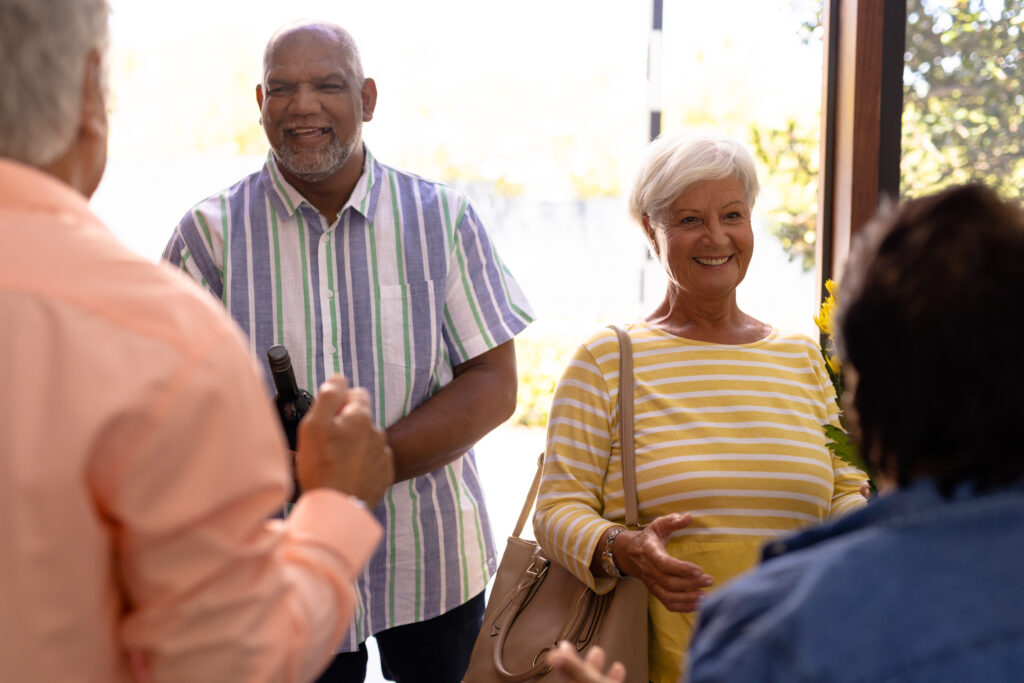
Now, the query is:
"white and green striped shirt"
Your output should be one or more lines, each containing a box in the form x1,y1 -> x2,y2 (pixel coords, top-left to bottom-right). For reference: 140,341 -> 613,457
163,147 -> 534,649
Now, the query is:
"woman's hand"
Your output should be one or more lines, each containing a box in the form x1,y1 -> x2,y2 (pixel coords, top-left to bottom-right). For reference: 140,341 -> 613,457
546,642 -> 626,683
613,513 -> 714,612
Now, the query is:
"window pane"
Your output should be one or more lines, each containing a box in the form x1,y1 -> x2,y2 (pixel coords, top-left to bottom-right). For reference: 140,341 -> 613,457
902,0 -> 1024,199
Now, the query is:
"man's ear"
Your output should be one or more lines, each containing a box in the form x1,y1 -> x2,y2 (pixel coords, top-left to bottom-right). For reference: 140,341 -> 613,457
255,83 -> 264,111
361,77 -> 377,122
80,50 -> 106,138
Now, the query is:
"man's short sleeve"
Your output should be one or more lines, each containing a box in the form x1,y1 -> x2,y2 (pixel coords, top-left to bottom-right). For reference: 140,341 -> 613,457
441,200 -> 533,365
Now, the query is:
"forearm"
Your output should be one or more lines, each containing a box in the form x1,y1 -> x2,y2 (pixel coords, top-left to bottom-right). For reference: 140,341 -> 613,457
386,341 -> 517,482
117,341 -> 382,681
137,493 -> 381,682
830,457 -> 870,517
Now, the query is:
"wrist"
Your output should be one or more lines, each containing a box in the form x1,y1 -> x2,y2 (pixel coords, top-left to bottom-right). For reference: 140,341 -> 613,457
601,526 -> 628,579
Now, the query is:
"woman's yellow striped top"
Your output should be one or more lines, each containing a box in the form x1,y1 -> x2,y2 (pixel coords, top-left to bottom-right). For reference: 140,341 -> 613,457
533,321 -> 867,682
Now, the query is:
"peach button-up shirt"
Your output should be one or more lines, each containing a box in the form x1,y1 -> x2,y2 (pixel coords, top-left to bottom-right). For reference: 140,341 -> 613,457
0,159 -> 382,682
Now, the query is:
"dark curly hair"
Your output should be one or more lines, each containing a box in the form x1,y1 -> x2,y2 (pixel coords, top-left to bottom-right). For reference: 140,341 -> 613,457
837,184 -> 1024,496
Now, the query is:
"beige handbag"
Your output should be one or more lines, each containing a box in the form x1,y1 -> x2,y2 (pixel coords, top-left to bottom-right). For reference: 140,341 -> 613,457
463,326 -> 649,682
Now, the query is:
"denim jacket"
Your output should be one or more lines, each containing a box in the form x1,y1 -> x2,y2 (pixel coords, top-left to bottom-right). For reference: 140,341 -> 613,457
687,478 -> 1024,682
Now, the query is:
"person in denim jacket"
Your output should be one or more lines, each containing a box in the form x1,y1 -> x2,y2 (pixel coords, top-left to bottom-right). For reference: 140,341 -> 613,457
547,183 -> 1024,682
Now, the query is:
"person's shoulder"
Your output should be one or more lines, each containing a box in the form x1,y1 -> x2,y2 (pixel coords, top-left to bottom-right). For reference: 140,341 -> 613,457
174,165 -> 268,228
372,156 -> 450,189
763,327 -> 819,350
567,321 -> 660,367
74,222 -> 247,353
705,513 -> 883,635
691,529 -> 874,679
758,328 -> 827,367
576,323 -> 634,358
372,156 -> 474,208
12,205 -> 250,373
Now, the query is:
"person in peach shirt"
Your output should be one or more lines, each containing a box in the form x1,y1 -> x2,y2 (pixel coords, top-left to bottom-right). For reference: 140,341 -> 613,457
0,1 -> 394,681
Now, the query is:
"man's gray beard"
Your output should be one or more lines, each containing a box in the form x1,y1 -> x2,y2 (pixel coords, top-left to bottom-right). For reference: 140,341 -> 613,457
276,134 -> 357,182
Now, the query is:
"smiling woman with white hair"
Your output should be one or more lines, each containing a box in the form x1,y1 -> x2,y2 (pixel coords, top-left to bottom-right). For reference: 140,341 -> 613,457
533,130 -> 868,682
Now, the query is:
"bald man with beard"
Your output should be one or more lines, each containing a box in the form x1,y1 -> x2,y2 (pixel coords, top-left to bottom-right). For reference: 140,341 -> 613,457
163,21 -> 535,683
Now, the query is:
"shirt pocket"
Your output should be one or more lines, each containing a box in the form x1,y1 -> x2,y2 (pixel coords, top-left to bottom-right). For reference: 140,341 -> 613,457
378,278 -> 442,372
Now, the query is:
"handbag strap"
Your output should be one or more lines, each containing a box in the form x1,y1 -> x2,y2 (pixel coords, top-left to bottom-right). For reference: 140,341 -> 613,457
512,326 -> 639,537
512,453 -> 544,538
609,325 -> 639,528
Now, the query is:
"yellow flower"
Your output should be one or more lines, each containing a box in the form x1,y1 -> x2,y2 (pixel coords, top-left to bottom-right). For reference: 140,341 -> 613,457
814,279 -> 838,336
826,353 -> 841,377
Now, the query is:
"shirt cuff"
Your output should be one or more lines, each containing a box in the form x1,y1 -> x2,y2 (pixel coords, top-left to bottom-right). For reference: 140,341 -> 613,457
287,488 -> 382,577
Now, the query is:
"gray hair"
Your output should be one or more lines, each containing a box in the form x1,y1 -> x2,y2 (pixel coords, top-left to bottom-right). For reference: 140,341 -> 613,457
263,21 -> 364,84
629,131 -> 760,227
0,0 -> 110,167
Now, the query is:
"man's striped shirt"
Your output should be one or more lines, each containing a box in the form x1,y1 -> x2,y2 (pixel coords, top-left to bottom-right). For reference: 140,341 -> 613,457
163,148 -> 534,649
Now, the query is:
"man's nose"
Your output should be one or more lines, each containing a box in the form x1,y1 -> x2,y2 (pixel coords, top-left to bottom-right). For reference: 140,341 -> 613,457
289,84 -> 321,114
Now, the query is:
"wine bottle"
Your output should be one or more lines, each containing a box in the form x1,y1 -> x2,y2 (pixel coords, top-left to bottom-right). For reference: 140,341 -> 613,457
267,344 -> 313,504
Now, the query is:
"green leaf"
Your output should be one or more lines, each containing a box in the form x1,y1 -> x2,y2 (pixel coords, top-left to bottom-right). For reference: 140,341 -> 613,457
823,424 -> 874,491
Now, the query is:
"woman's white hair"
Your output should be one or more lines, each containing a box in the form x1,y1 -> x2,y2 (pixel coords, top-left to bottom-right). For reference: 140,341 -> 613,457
628,130 -> 760,228
0,0 -> 110,167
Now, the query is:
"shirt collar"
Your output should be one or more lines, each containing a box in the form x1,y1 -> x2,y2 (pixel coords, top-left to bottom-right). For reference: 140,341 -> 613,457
0,158 -> 95,221
261,145 -> 380,222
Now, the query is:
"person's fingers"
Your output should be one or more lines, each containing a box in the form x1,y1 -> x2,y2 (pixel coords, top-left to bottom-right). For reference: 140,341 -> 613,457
546,642 -> 627,683
305,375 -> 351,423
582,645 -> 608,669
651,549 -> 710,581
606,661 -> 627,683
651,567 -> 714,592
336,385 -> 371,417
650,583 -> 706,612
546,642 -> 594,681
549,642 -> 599,681
647,512 -> 693,539
638,531 -> 710,584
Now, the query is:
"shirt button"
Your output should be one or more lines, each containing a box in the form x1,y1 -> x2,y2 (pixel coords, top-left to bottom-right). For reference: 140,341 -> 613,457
326,345 -> 337,354
326,290 -> 334,298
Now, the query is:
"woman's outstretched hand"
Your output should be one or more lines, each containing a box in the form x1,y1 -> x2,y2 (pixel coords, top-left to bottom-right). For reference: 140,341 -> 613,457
614,513 -> 714,612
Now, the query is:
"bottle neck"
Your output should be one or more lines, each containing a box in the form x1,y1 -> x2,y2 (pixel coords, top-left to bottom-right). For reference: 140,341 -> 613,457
271,366 -> 300,402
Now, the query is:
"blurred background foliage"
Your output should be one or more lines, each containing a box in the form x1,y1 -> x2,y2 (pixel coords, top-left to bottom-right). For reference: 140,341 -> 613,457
754,0 -> 1024,271
509,329 -> 577,428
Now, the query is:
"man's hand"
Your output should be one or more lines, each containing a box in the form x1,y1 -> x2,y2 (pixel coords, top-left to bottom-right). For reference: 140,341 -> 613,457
612,513 -> 714,612
296,375 -> 394,508
546,642 -> 626,683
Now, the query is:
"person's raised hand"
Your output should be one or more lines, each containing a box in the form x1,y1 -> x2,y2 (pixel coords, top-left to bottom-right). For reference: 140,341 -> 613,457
614,513 -> 713,612
296,375 -> 393,507
545,642 -> 626,683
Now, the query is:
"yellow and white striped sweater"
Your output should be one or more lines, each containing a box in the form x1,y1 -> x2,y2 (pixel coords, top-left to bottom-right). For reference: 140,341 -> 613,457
533,321 -> 867,682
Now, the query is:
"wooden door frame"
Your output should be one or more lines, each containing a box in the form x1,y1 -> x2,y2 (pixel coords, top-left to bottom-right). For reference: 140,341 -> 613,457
816,0 -> 906,296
